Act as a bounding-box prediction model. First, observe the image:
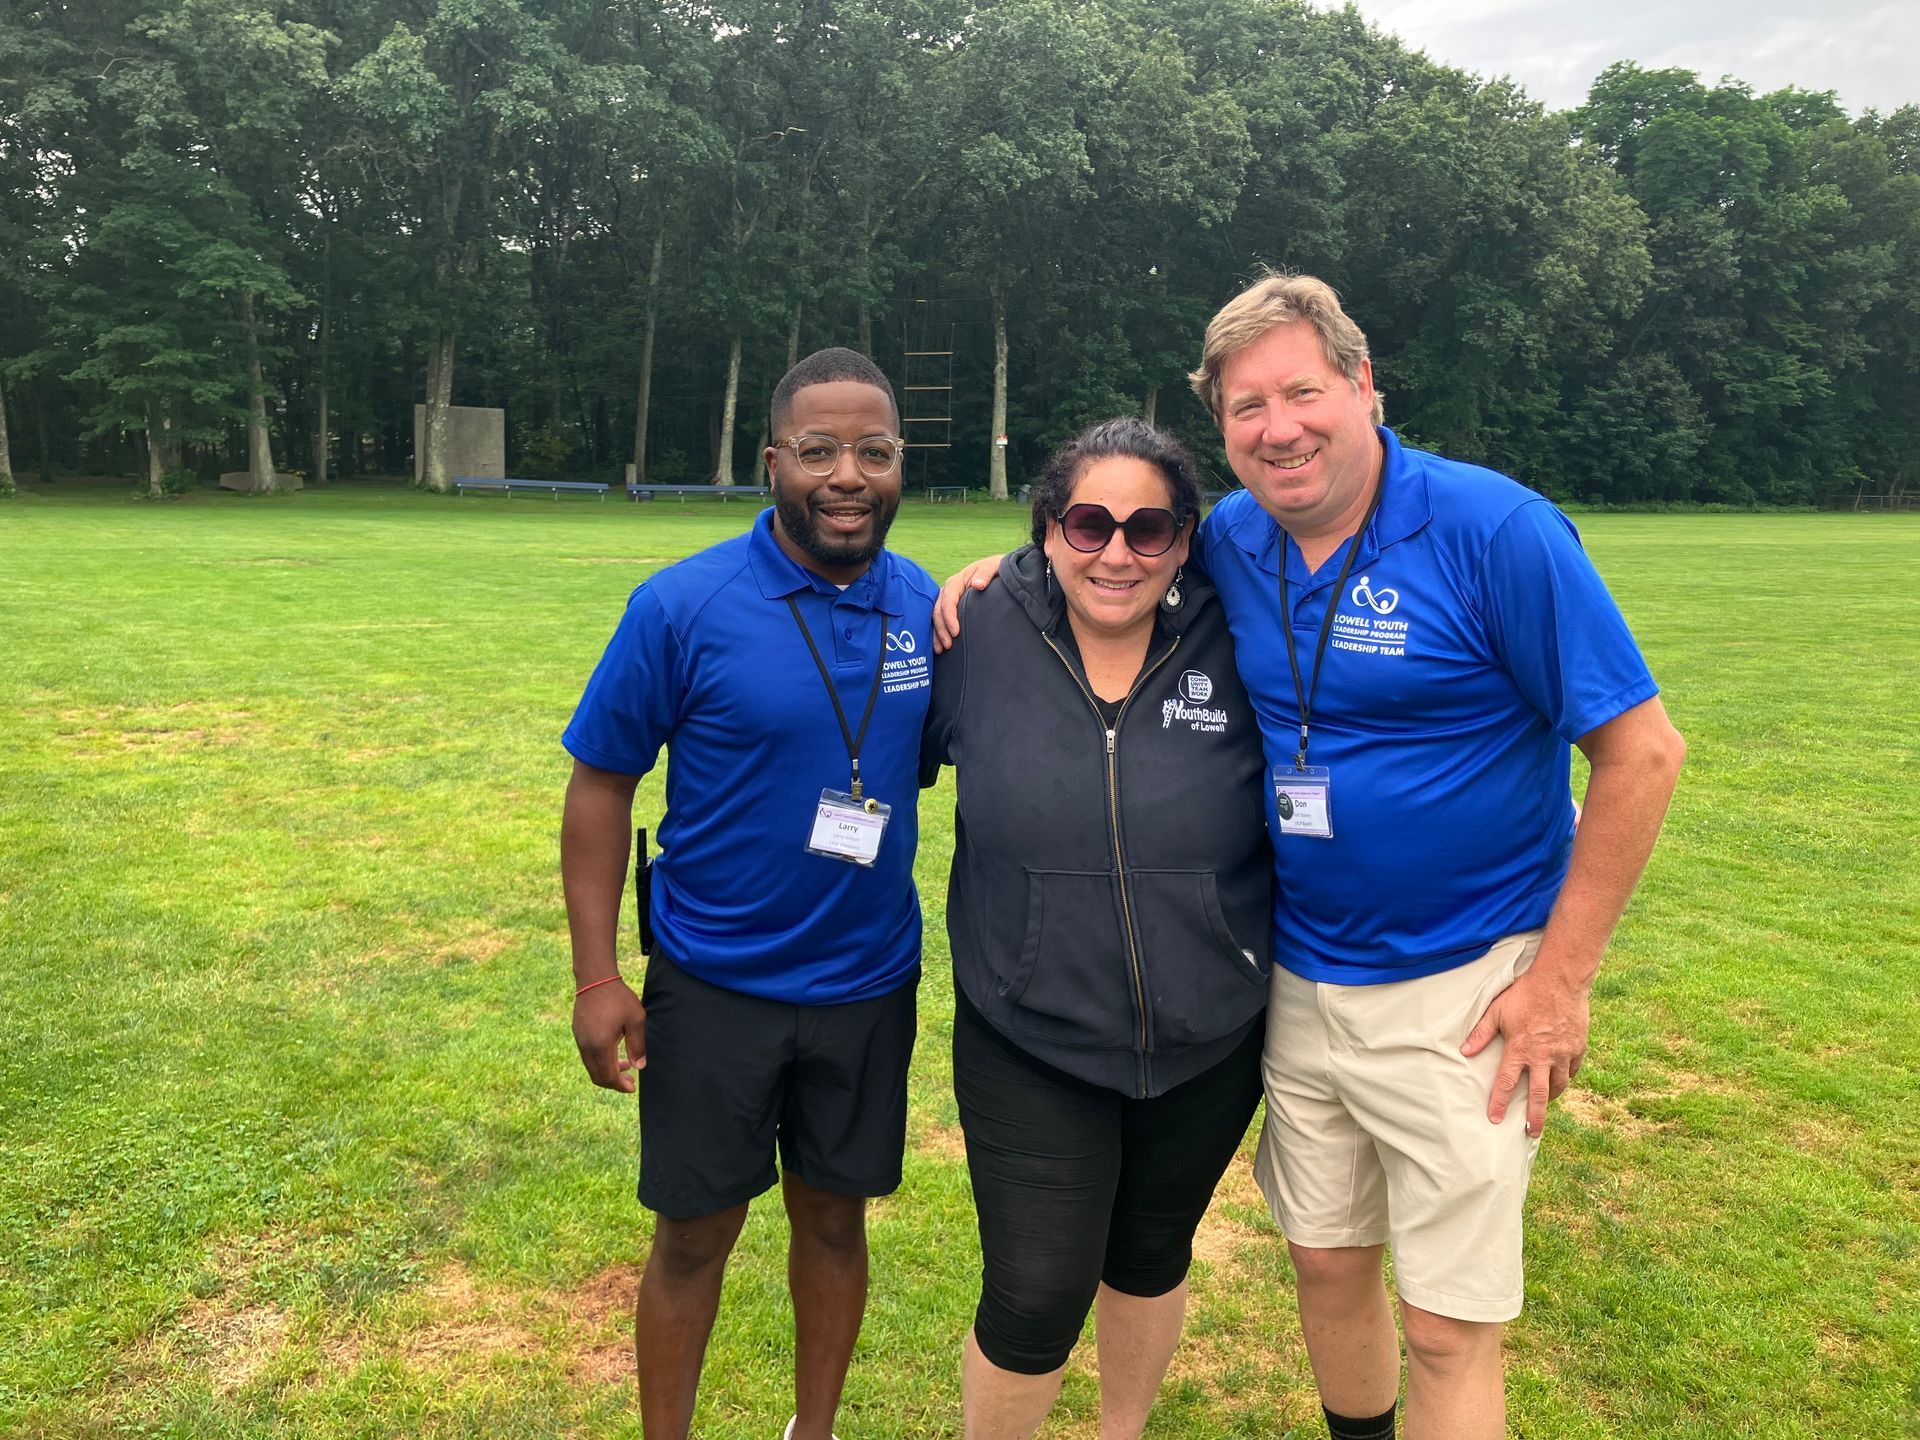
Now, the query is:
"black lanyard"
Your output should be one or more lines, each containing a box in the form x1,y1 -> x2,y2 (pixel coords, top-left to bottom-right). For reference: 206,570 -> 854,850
785,594 -> 887,802
1278,479 -> 1386,771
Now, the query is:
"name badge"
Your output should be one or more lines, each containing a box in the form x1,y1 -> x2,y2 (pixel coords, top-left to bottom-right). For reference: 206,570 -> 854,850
806,788 -> 892,866
1273,765 -> 1333,839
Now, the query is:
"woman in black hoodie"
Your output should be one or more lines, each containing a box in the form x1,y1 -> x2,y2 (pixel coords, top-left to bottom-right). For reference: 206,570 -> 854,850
922,418 -> 1273,1439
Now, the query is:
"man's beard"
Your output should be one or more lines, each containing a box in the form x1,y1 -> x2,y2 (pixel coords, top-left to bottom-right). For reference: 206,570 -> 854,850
773,482 -> 899,572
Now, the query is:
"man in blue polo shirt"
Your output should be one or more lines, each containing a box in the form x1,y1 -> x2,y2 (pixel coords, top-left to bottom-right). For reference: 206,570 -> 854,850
561,347 -> 937,1440
1185,274 -> 1686,1440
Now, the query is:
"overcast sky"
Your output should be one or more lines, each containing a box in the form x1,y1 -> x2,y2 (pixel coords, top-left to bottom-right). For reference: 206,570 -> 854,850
1330,0 -> 1919,117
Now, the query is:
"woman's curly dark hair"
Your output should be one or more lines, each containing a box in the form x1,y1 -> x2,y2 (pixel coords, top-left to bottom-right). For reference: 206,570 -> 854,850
1029,417 -> 1203,546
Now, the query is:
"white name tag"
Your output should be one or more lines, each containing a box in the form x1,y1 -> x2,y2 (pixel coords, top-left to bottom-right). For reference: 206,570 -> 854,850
806,788 -> 892,866
1273,765 -> 1333,839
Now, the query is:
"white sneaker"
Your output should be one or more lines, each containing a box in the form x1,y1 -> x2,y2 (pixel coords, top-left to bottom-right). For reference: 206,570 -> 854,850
782,1418 -> 842,1440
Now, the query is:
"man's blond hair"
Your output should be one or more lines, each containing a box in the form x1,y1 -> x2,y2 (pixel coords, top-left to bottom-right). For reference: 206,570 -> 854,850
1188,272 -> 1384,426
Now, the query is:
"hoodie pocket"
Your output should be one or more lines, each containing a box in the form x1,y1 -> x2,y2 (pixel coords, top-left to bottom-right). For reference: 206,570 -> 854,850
1125,869 -> 1269,1045
998,869 -> 1135,1050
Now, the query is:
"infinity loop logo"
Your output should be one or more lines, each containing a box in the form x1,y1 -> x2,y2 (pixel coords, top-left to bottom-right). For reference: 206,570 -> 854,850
885,629 -> 917,653
1350,575 -> 1400,615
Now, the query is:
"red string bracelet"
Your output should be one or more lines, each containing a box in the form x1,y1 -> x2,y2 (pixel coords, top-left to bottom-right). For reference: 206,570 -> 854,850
574,974 -> 623,997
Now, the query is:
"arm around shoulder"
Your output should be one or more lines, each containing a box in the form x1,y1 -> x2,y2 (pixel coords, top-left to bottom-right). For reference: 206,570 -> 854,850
932,552 -> 1007,652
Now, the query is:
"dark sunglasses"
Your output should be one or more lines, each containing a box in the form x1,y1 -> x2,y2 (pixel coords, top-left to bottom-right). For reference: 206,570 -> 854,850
1052,502 -> 1185,557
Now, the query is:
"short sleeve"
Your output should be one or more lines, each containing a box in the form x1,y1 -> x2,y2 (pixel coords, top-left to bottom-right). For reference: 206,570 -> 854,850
1478,501 -> 1659,744
561,584 -> 687,776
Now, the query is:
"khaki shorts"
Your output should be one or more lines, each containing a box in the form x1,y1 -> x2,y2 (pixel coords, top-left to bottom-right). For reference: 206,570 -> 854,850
1254,931 -> 1544,1323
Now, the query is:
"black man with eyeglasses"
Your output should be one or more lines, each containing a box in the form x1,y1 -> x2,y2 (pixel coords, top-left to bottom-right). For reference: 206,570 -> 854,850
562,348 -> 937,1440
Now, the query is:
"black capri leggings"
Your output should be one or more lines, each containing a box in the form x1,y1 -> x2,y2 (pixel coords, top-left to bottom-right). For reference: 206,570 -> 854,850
953,993 -> 1264,1375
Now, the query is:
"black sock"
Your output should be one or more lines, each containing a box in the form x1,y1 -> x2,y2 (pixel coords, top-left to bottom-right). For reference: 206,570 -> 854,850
1324,1402 -> 1396,1440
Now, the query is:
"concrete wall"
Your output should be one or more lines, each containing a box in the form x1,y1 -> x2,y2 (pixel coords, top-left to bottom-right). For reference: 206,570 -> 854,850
413,405 -> 506,482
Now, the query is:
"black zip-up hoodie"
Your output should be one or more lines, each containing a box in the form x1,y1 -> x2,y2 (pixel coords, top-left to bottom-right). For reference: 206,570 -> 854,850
921,545 -> 1274,1098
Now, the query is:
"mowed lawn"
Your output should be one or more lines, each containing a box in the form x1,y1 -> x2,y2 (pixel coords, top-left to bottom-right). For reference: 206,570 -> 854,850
1,483 -> 1915,1439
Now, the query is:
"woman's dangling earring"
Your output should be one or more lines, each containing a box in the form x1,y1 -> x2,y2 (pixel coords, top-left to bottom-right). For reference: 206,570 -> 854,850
1045,558 -> 1054,586
1162,566 -> 1184,611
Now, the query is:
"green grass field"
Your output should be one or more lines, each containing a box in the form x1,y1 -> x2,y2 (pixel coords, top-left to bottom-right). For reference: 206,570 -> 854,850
2,482 -> 1916,1439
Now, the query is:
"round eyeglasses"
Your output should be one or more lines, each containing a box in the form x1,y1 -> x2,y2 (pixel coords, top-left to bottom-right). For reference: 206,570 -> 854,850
1052,502 -> 1185,557
779,434 -> 905,479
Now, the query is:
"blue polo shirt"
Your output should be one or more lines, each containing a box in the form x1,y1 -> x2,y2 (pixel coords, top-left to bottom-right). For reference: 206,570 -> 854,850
1198,428 -> 1658,984
563,509 -> 938,1003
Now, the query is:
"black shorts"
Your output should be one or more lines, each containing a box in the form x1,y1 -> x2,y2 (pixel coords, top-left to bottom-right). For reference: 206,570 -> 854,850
954,991 -> 1263,1374
637,951 -> 919,1220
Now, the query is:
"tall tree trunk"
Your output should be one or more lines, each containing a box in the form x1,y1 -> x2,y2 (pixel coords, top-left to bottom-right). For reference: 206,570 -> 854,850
144,400 -> 166,499
631,227 -> 664,485
312,233 -> 331,484
421,341 -> 441,485
545,299 -> 565,431
313,373 -> 330,484
34,382 -> 53,483
989,284 -> 1009,501
764,301 -> 800,459
241,290 -> 278,493
0,376 -> 15,497
423,143 -> 467,494
423,330 -> 456,493
1143,386 -> 1158,428
532,155 -> 573,435
856,200 -> 875,355
154,406 -> 179,482
713,331 -> 742,487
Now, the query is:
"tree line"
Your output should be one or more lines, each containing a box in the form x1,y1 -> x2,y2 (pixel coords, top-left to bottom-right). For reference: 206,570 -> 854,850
1,0 -> 1916,506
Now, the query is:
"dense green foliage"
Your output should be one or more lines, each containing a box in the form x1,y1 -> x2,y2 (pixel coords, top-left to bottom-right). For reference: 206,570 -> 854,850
1,1 -> 1917,504
3,486 -> 1917,1435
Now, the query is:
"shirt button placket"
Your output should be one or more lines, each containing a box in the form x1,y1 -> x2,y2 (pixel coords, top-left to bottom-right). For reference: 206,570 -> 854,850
832,601 -> 856,666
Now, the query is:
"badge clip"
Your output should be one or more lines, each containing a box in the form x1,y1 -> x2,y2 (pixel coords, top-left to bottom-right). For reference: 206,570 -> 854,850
850,759 -> 879,812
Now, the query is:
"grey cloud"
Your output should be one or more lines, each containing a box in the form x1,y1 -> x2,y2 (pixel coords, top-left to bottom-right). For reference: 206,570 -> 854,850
1338,0 -> 1918,114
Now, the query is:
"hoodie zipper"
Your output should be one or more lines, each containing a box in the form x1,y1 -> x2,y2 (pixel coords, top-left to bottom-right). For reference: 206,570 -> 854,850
1041,630 -> 1182,1091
